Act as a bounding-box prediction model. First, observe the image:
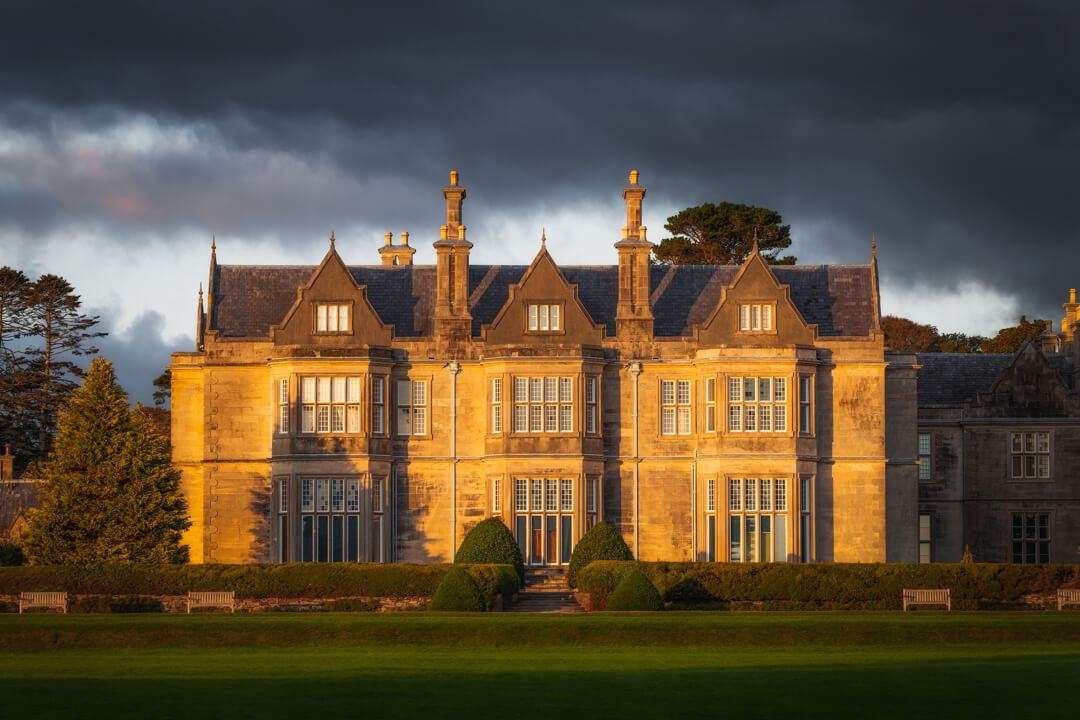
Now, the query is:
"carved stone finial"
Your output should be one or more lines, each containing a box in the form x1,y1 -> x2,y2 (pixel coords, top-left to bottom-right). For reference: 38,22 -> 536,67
541,227 -> 546,247
330,230 -> 335,248
872,233 -> 877,257
198,282 -> 203,300
211,234 -> 216,252
751,228 -> 760,255
440,225 -> 448,240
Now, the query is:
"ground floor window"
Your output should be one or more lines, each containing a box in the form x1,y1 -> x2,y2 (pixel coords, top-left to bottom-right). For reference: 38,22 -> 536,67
586,476 -> 599,530
727,478 -> 788,563
1012,512 -> 1049,563
513,477 -> 574,566
919,513 -> 931,563
298,477 -> 369,563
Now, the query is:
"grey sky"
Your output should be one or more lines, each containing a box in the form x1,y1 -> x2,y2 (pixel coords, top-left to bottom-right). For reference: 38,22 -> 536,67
2,1 -> 1077,402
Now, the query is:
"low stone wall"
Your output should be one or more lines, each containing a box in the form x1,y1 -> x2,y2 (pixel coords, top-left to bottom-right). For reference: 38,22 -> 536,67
0,593 -> 429,613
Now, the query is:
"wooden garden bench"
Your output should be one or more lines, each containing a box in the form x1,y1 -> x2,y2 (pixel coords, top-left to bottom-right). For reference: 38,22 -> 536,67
186,591 -> 236,613
1058,588 -> 1080,611
902,588 -> 950,611
19,592 -> 67,614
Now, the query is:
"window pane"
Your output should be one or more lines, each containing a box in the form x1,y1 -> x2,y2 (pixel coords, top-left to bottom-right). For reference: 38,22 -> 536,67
339,305 -> 349,332
302,405 -> 314,433
280,378 -> 289,404
515,377 -> 528,402
919,433 -> 931,456
531,479 -> 543,513
773,378 -> 786,402
677,406 -> 691,434
740,304 -> 750,331
539,305 -> 549,331
347,377 -> 360,403
546,479 -> 558,512
331,405 -> 344,433
528,304 -> 538,331
677,380 -> 690,405
346,405 -> 359,433
728,377 -> 741,402
545,404 -> 557,432
515,479 -> 528,512
705,405 -> 715,433
317,377 -> 330,403
347,479 -> 359,513
775,479 -> 787,511
728,404 -> 741,431
774,404 -> 786,432
530,377 -> 543,403
412,380 -> 426,407
706,478 -> 716,513
1037,432 -> 1050,453
585,377 -> 596,404
492,377 -> 502,403
331,478 -> 344,512
762,304 -> 772,331
759,404 -> 771,432
302,478 -> 314,512
317,304 -> 327,331
317,516 -> 328,562
1011,455 -> 1023,478
302,376 -> 316,403
744,404 -> 756,432
347,515 -> 359,562
1038,454 -> 1049,478
397,380 -> 411,407
745,515 -> 756,561
661,407 -> 675,435
729,515 -> 741,562
751,305 -> 760,331
1012,514 -> 1023,539
705,378 -> 715,403
550,304 -> 560,330
1038,514 -> 1049,540
372,377 -> 384,404
493,404 -> 502,433
560,377 -> 573,403
413,407 -> 427,435
729,478 -> 741,511
317,478 -> 329,513
758,378 -> 771,402
397,405 -> 411,436
545,377 -> 557,403
1024,455 -> 1036,478
760,479 -> 772,511
327,306 -> 338,332
514,405 -> 528,432
1024,514 -> 1036,539
774,516 -> 786,563
1011,433 -> 1022,453
661,380 -> 675,405
302,516 -> 313,562
332,377 -> 345,403
530,404 -> 542,432
560,479 -> 573,512
1024,433 -> 1035,453
560,404 -> 573,432
744,378 -> 756,402
744,478 -> 757,512
919,514 -> 931,541
1038,542 -> 1049,564
316,406 -> 329,433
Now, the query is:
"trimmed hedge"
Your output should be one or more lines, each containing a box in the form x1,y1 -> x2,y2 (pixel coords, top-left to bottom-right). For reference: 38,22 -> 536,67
455,517 -> 525,585
579,561 -> 1080,610
567,521 -> 633,589
0,562 -> 516,600
431,567 -> 486,611
71,595 -> 164,614
606,569 -> 663,611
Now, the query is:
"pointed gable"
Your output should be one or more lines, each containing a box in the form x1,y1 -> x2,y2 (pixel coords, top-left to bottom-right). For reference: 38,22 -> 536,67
696,251 -> 816,347
481,242 -> 604,346
971,339 -> 1080,417
271,244 -> 393,347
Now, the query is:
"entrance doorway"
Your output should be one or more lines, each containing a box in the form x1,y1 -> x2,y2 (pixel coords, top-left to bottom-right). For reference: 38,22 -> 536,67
513,478 -> 574,566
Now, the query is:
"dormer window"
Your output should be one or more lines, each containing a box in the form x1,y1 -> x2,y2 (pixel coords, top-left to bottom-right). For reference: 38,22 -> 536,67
527,303 -> 561,332
739,303 -> 773,332
315,303 -> 350,333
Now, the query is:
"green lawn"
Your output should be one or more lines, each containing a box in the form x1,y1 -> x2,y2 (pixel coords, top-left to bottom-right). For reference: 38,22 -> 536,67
2,613 -> 1078,719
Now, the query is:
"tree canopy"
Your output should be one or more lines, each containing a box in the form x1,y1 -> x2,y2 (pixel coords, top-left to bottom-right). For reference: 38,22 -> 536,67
980,316 -> 1047,354
652,202 -> 796,266
22,358 -> 189,565
881,316 -> 940,353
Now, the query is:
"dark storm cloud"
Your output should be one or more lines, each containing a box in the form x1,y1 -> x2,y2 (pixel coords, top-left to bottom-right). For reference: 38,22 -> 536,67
92,310 -> 186,406
2,1 -> 1079,324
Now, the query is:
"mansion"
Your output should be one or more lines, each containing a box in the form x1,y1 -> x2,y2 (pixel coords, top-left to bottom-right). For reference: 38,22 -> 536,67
168,171 -> 1079,567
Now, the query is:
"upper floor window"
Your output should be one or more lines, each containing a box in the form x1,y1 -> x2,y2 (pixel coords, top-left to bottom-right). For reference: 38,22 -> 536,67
315,303 -> 350,333
396,379 -> 428,436
661,379 -> 692,435
919,513 -> 932,563
704,378 -> 716,432
513,376 -> 573,433
798,376 -> 812,434
278,378 -> 289,434
371,376 -> 385,435
739,303 -> 773,332
301,376 -> 361,434
727,377 -> 786,432
527,303 -> 561,332
491,378 -> 503,433
918,433 -> 932,481
1010,432 -> 1049,479
585,377 -> 599,434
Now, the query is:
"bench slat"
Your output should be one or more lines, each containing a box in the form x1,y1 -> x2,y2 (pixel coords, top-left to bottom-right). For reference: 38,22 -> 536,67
19,592 -> 68,614
1058,588 -> 1080,610
186,591 -> 236,613
902,588 -> 950,611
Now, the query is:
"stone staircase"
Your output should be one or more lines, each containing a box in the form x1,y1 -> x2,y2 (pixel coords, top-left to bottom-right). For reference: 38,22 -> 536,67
505,568 -> 585,613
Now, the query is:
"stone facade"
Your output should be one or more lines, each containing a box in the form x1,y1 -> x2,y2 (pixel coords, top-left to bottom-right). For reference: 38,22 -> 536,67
917,312 -> 1080,563
171,171 -> 920,566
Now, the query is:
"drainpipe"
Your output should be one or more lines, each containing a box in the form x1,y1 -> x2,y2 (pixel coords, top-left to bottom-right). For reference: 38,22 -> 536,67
448,361 -> 461,560
629,362 -> 642,560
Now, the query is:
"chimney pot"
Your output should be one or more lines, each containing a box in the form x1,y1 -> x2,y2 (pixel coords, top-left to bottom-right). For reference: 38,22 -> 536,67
450,170 -> 459,186
459,225 -> 466,241
440,225 -> 448,240
1071,288 -> 1077,303
401,231 -> 410,246
384,232 -> 392,246
629,170 -> 639,185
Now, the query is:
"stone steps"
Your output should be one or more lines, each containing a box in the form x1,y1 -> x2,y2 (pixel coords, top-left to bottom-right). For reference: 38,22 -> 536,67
504,569 -> 583,613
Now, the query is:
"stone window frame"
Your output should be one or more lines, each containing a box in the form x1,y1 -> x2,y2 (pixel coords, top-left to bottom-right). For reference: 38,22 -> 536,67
312,301 -> 353,335
297,474 -> 367,563
394,376 -> 432,438
1008,430 -> 1051,481
1011,510 -> 1051,563
525,302 -> 565,335
918,431 -> 932,481
725,375 -> 789,434
299,375 -> 363,435
659,378 -> 693,436
725,476 -> 791,563
738,302 -> 776,333
511,375 -> 574,435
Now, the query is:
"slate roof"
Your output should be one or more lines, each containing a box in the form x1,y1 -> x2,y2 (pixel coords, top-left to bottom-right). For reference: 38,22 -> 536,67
917,352 -> 1076,407
209,261 -> 878,340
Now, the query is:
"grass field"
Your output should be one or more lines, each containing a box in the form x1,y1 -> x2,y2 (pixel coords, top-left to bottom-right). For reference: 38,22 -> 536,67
2,612 -> 1078,719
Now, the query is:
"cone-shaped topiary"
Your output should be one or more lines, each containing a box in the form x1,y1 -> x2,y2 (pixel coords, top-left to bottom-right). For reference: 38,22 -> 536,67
567,521 -> 633,588
605,568 -> 663,611
454,517 -> 525,585
430,567 -> 486,611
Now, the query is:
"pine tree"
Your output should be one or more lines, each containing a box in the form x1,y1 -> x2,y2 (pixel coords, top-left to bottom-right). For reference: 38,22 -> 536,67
0,267 -> 35,469
22,358 -> 190,565
23,274 -> 105,457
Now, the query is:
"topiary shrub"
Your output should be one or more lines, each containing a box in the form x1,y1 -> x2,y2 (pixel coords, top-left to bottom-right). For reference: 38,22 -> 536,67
430,567 -> 486,612
605,569 -> 663,611
567,521 -> 633,588
454,517 -> 525,585
465,564 -> 521,609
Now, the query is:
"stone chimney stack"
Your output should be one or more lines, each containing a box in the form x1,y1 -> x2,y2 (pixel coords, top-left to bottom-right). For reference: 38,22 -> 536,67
378,230 -> 416,266
433,171 -> 473,346
0,444 -> 13,480
614,170 -> 654,340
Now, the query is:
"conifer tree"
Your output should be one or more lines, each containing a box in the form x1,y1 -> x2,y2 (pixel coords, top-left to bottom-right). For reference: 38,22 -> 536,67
22,358 -> 190,565
0,268 -> 35,464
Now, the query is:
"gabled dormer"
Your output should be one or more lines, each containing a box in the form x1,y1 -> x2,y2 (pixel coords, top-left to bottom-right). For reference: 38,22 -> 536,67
696,247 -> 816,347
971,338 -> 1080,418
482,236 -> 604,346
271,234 -> 393,347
